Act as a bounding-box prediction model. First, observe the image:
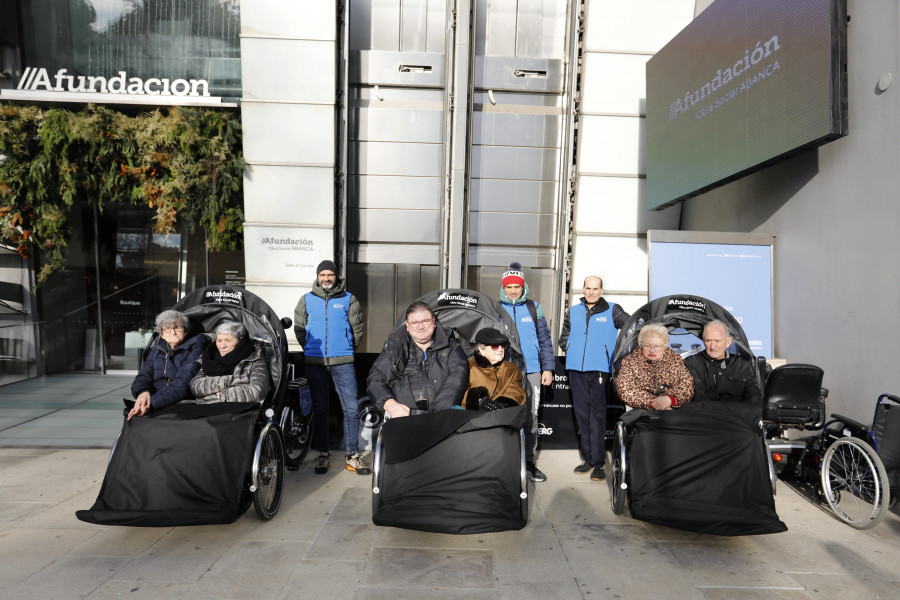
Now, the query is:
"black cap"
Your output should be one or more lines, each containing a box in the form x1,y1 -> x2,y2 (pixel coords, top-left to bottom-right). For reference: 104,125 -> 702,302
316,260 -> 337,275
475,327 -> 509,346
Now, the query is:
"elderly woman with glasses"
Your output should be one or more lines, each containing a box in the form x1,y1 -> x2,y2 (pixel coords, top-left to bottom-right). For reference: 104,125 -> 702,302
463,327 -> 526,411
615,323 -> 693,410
128,309 -> 211,420
190,321 -> 271,404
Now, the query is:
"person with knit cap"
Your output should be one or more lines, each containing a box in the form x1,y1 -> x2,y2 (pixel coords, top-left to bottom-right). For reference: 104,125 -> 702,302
500,262 -> 555,482
294,260 -> 369,476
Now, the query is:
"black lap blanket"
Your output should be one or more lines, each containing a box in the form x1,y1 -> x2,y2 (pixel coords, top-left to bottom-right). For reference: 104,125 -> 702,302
625,401 -> 787,536
373,405 -> 527,534
76,401 -> 259,527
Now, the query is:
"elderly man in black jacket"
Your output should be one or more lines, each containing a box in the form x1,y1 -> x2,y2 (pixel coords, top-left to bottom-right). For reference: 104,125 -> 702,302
684,320 -> 763,405
367,301 -> 469,418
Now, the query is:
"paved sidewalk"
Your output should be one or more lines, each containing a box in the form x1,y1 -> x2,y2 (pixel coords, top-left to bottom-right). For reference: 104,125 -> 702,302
1,375 -> 899,599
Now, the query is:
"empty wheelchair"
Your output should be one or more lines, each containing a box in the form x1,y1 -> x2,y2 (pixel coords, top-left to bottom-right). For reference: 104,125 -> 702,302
763,363 -> 891,529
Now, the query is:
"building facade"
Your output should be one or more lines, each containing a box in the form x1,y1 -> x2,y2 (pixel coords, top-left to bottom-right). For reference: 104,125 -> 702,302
3,0 -> 892,425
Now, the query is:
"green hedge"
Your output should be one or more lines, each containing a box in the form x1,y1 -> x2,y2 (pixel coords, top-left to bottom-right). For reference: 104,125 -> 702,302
0,103 -> 244,284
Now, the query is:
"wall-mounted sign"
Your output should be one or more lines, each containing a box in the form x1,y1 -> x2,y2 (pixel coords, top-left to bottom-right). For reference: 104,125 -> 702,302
648,231 -> 775,358
0,67 -> 233,107
17,67 -> 210,96
243,225 -> 334,285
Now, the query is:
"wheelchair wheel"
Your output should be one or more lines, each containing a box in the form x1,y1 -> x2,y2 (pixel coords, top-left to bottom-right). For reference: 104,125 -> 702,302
610,421 -> 628,515
820,437 -> 890,529
280,406 -> 312,469
371,428 -> 385,516
251,424 -> 285,520
518,429 -> 529,522
108,432 -> 121,464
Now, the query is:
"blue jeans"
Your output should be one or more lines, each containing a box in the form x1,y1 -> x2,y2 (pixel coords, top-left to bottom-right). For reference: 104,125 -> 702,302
306,362 -> 359,456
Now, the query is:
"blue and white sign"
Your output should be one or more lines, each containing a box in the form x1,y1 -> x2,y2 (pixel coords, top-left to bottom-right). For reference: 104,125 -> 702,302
650,241 -> 773,358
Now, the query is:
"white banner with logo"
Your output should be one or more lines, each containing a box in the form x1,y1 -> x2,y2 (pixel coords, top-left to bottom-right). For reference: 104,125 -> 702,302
243,225 -> 333,285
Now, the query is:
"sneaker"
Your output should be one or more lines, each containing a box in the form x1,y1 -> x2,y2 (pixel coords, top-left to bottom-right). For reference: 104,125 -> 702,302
314,451 -> 330,474
526,462 -> 547,482
590,465 -> 606,481
346,453 -> 371,475
574,461 -> 592,474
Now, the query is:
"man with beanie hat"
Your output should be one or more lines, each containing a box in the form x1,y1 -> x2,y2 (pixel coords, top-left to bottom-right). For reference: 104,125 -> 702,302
559,275 -> 629,481
294,260 -> 369,476
500,262 -> 555,482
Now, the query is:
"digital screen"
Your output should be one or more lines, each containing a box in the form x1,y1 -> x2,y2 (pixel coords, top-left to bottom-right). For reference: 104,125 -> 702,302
646,0 -> 847,210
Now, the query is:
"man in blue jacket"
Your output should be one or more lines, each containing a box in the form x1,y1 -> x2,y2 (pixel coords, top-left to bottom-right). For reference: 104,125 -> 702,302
559,276 -> 629,481
294,260 -> 369,476
500,263 -> 555,482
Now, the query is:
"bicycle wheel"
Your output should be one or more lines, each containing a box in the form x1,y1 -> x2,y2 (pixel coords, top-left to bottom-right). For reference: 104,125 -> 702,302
820,437 -> 890,529
252,425 -> 285,520
610,421 -> 628,515
280,406 -> 312,469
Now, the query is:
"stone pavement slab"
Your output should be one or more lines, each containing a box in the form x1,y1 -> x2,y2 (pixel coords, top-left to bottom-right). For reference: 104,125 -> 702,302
0,375 -> 899,599
0,446 -> 897,600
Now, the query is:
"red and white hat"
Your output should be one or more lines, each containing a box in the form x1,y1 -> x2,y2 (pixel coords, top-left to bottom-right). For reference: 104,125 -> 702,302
501,262 -> 525,287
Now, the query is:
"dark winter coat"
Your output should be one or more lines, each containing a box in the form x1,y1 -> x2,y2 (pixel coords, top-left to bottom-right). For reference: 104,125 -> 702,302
131,334 -> 210,410
684,351 -> 763,405
367,322 -> 468,412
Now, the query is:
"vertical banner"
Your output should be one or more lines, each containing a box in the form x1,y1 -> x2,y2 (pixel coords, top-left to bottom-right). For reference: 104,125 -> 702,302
648,232 -> 774,358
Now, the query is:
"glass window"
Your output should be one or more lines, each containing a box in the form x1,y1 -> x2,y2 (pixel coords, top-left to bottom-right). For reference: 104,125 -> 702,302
17,0 -> 241,99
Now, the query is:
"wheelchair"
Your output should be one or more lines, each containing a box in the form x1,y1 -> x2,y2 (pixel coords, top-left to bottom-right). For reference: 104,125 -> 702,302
77,285 -> 300,526
763,363 -> 891,529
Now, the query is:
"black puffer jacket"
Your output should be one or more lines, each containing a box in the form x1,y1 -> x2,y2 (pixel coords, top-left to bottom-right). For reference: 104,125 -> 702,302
131,334 -> 210,410
366,322 -> 468,412
684,351 -> 763,405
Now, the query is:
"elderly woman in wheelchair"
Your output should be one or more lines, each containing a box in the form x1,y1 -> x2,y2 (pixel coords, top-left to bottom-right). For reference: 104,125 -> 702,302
128,309 -> 210,420
615,323 -> 693,410
190,320 -> 271,403
463,327 -> 526,411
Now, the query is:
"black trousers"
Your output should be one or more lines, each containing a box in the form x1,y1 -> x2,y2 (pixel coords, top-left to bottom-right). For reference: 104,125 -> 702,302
568,370 -> 608,467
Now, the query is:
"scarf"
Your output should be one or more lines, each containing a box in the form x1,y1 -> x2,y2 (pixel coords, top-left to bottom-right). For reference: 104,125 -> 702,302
201,335 -> 255,376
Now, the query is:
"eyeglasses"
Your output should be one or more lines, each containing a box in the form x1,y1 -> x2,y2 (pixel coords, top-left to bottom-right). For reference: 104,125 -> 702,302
641,344 -> 664,351
161,326 -> 185,334
406,317 -> 434,329
486,344 -> 508,351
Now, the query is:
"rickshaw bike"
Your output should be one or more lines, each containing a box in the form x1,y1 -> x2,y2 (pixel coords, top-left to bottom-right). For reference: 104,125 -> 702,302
370,289 -> 529,534
609,294 -> 891,532
607,295 -> 784,535
77,285 -> 306,526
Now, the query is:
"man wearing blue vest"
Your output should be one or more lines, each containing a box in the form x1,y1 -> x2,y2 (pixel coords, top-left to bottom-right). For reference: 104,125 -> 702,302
294,260 -> 369,476
559,275 -> 629,481
500,263 -> 555,482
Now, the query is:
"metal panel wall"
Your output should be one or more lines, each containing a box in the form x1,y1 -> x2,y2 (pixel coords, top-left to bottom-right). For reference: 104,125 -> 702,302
347,2 -> 447,267
342,0 -> 573,343
468,0 -> 571,332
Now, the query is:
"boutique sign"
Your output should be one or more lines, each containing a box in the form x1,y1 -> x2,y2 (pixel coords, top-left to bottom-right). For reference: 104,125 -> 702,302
1,67 -> 230,106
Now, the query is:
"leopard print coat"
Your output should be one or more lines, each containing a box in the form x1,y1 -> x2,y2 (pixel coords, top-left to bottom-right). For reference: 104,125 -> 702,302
615,346 -> 694,409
